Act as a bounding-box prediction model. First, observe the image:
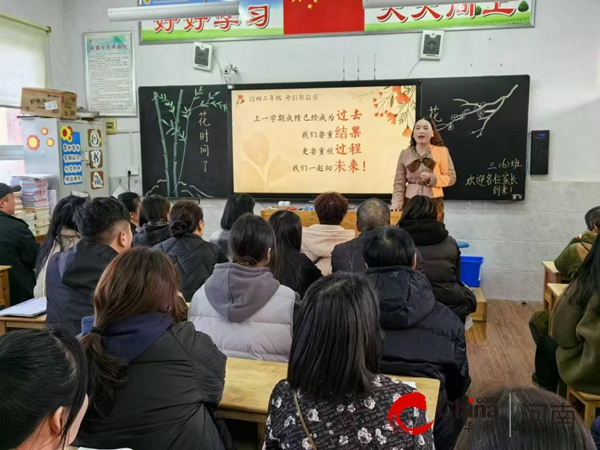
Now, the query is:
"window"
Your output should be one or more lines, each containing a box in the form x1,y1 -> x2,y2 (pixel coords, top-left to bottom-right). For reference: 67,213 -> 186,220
0,106 -> 25,184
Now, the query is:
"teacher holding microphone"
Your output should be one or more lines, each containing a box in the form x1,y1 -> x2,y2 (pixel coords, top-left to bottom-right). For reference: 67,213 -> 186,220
391,117 -> 456,221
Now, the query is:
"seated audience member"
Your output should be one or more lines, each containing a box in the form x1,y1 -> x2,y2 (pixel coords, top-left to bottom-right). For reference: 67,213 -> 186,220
34,195 -> 86,298
331,198 -> 391,273
534,236 -> 600,395
46,198 -> 132,336
263,273 -> 434,450
210,193 -> 255,259
77,247 -> 230,449
268,210 -> 322,297
454,387 -> 596,450
133,194 -> 171,247
118,191 -> 142,237
0,183 -> 40,305
190,214 -> 297,362
364,226 -> 469,450
301,192 -> 355,275
593,417 -> 600,449
398,195 -> 476,322
154,200 -> 228,301
0,329 -> 89,450
555,206 -> 600,279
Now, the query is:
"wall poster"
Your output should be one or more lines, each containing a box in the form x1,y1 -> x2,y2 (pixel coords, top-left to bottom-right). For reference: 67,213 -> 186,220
84,32 -> 137,116
139,0 -> 535,43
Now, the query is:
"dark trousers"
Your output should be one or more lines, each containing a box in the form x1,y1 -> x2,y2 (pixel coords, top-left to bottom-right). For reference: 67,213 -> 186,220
534,335 -> 560,392
592,417 -> 600,449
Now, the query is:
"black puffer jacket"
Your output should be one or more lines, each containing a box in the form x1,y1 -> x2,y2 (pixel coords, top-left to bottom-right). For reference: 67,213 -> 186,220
399,219 -> 476,322
365,266 -> 470,404
154,234 -> 228,301
133,219 -> 171,247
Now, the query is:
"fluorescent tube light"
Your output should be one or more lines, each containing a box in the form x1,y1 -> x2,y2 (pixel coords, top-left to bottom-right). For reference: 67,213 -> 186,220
108,2 -> 240,22
364,0 -> 460,8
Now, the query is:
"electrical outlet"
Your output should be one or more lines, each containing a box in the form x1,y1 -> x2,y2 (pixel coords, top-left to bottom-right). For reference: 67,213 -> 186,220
127,167 -> 140,176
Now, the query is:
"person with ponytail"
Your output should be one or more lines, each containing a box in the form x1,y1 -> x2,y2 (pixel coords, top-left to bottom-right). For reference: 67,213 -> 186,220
0,329 -> 89,450
34,195 -> 87,298
77,247 -> 231,450
154,200 -> 228,301
190,214 -> 298,362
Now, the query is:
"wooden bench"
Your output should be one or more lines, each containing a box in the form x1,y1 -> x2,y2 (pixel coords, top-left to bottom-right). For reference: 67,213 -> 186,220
567,386 -> 600,427
260,209 -> 403,233
470,288 -> 487,323
0,266 -> 10,309
543,261 -> 566,306
546,283 -> 568,334
0,314 -> 46,335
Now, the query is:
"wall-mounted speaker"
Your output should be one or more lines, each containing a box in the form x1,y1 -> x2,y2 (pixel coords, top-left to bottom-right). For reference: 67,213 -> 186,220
530,130 -> 550,175
421,31 -> 444,61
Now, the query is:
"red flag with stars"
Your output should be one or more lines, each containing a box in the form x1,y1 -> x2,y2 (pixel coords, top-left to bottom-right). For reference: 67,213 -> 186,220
284,0 -> 365,35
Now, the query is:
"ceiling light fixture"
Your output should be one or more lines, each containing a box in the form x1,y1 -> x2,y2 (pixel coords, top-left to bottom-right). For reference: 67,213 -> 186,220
108,1 -> 240,22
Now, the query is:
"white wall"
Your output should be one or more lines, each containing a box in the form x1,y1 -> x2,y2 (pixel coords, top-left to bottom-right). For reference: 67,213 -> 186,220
54,0 -> 600,300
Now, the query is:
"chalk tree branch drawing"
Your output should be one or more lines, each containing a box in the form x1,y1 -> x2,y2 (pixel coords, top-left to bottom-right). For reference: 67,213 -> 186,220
150,87 -> 228,197
431,84 -> 519,138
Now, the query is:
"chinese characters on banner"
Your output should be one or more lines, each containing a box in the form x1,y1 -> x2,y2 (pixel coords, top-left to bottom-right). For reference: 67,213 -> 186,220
140,1 -> 534,43
231,86 -> 416,194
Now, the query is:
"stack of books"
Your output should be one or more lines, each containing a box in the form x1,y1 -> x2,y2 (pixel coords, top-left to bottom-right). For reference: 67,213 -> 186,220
13,190 -> 24,220
15,175 -> 52,237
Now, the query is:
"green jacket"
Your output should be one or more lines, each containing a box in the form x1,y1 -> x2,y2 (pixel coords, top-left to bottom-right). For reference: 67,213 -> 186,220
555,231 -> 597,279
552,282 -> 600,395
0,211 -> 39,305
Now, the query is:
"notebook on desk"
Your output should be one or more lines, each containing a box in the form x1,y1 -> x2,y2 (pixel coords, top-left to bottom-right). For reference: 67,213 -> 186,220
0,298 -> 46,318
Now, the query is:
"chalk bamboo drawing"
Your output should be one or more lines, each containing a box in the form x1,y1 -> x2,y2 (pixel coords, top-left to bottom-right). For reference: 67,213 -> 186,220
150,87 -> 228,197
430,84 -> 519,138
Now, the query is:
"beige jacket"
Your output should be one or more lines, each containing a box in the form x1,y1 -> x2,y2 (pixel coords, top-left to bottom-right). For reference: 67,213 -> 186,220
392,145 -> 456,210
33,229 -> 80,298
301,225 -> 356,276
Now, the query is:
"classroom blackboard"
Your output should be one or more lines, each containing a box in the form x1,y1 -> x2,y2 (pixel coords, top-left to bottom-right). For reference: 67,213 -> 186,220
139,85 -> 232,198
420,75 -> 530,201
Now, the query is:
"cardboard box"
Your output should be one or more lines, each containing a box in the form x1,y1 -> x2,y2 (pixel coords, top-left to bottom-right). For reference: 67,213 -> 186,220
21,88 -> 77,120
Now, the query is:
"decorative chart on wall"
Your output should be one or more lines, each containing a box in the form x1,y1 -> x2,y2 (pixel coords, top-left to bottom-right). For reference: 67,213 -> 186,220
420,75 -> 531,201
139,85 -> 232,198
231,83 -> 417,196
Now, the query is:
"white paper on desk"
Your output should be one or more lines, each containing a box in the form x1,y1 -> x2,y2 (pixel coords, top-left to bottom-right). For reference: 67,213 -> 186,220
0,298 -> 46,317
402,381 -> 417,389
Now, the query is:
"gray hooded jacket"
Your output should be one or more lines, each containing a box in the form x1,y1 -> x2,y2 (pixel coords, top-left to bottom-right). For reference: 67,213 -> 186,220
188,263 -> 297,362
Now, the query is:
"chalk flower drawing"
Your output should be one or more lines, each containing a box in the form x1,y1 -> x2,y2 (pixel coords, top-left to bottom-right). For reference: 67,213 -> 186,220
147,87 -> 228,197
430,84 -> 519,138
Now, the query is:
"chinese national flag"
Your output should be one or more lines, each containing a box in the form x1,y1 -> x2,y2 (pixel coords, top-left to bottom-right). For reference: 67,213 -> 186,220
284,0 -> 365,35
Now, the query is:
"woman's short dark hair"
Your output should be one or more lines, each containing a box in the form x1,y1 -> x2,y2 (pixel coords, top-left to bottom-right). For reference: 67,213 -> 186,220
268,210 -> 303,288
220,194 -> 256,230
568,235 -> 600,314
117,192 -> 141,215
80,247 -> 184,417
139,195 -> 170,227
454,387 -> 596,450
410,116 -> 446,148
288,273 -> 382,402
399,195 -> 438,223
169,200 -> 203,238
363,226 -> 416,268
314,192 -> 349,225
0,329 -> 88,449
584,206 -> 600,231
36,195 -> 87,273
229,214 -> 274,266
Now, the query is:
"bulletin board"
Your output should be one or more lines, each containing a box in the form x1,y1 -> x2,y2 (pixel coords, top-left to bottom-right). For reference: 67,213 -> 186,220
231,81 -> 418,198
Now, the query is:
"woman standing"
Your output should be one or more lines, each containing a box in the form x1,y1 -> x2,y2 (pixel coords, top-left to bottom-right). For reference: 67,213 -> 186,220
392,118 -> 456,221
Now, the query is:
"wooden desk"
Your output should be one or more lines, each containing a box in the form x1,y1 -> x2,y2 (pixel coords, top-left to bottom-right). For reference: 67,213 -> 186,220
0,266 -> 10,308
0,315 -> 46,335
219,357 -> 440,442
260,209 -> 403,233
543,261 -> 566,305
547,283 -> 568,335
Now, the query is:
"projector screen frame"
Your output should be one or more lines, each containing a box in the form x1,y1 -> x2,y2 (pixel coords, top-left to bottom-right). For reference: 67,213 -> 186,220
230,78 -> 423,201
